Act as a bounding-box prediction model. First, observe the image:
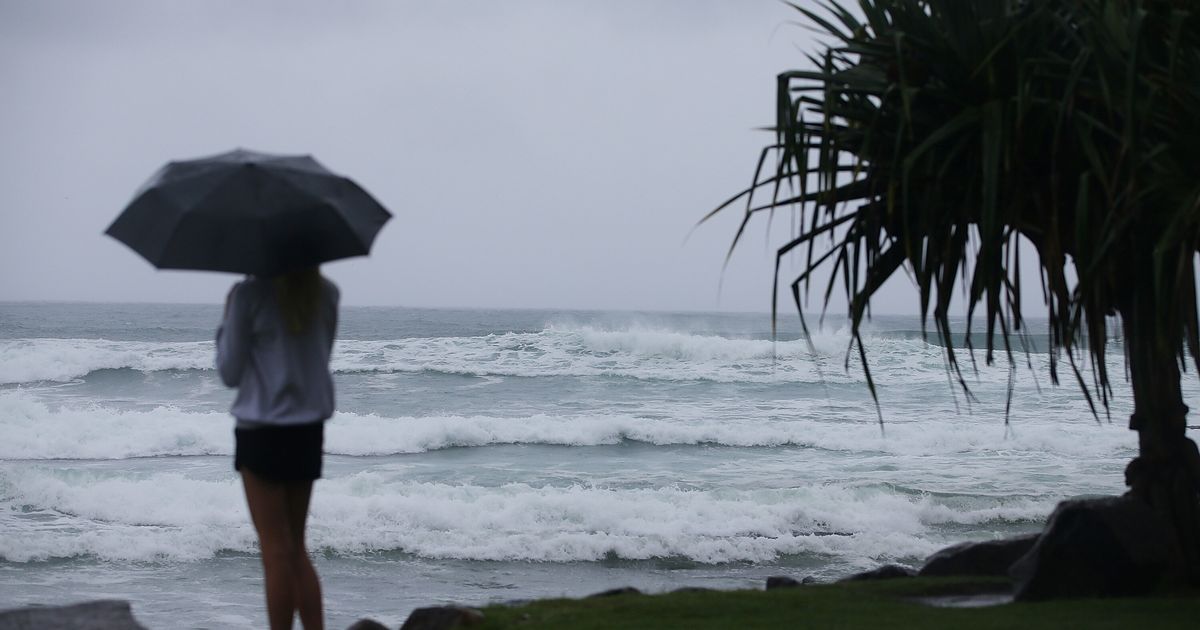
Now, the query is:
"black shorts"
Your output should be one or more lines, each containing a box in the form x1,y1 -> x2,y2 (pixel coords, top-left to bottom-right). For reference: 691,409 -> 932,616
234,421 -> 325,481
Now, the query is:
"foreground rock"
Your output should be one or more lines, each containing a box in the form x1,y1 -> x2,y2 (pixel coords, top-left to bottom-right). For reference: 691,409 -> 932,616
919,534 -> 1039,577
586,587 -> 642,598
0,600 -> 147,630
764,575 -> 819,589
399,605 -> 484,630
346,619 -> 391,630
840,564 -> 916,582
765,576 -> 803,589
1011,495 -> 1185,600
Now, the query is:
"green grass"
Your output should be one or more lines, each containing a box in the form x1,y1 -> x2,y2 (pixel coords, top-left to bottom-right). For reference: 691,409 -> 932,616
475,578 -> 1199,629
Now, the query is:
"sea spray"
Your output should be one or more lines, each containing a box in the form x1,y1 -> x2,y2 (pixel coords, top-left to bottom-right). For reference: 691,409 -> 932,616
0,466 -> 1053,564
0,390 -> 1137,460
0,325 -> 1112,385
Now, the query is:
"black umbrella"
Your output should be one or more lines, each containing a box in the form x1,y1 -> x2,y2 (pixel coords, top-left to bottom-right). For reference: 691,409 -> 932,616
106,148 -> 392,276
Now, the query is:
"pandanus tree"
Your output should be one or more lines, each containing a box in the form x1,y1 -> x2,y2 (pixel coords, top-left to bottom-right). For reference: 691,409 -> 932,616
713,0 -> 1200,578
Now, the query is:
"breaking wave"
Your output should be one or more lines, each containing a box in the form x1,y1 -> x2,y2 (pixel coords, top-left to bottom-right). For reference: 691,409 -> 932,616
0,466 -> 1050,564
0,326 -> 1016,386
0,391 -> 1135,461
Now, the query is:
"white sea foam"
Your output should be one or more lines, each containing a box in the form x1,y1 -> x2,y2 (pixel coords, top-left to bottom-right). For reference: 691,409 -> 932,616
0,327 -> 971,385
0,391 -> 1136,460
0,465 -> 1051,564
329,326 -> 945,385
0,467 -> 256,563
0,338 -> 214,384
0,391 -> 231,460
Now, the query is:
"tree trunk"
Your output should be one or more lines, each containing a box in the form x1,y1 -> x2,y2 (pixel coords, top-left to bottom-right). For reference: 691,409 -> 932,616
1121,299 -> 1200,583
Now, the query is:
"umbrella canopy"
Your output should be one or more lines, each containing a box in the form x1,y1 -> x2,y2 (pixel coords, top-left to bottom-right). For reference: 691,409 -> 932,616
106,148 -> 392,276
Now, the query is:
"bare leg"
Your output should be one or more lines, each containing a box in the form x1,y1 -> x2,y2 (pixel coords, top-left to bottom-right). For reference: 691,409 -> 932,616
242,470 -> 323,630
284,479 -> 323,630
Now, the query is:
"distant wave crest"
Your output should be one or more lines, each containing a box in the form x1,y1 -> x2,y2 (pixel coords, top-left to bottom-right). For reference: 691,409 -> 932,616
0,390 -> 1136,461
0,326 -> 953,386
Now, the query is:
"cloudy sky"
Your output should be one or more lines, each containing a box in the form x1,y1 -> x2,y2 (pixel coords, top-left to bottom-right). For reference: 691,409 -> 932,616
1,0 -> 934,314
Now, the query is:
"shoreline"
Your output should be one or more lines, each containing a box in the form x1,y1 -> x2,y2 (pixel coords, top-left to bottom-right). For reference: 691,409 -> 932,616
7,576 -> 1198,630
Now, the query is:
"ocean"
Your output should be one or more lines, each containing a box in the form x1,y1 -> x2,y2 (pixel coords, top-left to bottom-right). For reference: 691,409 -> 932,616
1,302 -> 1188,628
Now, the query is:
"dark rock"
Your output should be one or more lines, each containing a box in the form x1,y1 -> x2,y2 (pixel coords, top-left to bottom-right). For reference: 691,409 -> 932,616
347,619 -> 391,630
919,533 -> 1039,577
670,587 -> 716,594
801,576 -> 819,585
0,600 -> 148,630
399,606 -> 484,630
1010,495 -> 1185,601
840,564 -> 916,582
765,576 -> 803,590
585,587 -> 642,598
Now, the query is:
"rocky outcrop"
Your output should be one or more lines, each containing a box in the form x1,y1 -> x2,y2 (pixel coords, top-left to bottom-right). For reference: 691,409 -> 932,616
840,564 -> 916,582
919,533 -> 1039,577
346,619 -> 391,630
399,606 -> 484,630
585,587 -> 642,598
1010,495 -> 1185,601
765,576 -> 803,589
0,600 -> 148,630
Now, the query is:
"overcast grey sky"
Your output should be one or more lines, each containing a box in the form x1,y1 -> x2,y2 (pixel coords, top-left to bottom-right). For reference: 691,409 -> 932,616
0,0 -> 935,314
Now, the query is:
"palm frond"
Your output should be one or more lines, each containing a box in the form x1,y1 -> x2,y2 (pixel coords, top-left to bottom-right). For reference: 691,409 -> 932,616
720,0 -> 1200,418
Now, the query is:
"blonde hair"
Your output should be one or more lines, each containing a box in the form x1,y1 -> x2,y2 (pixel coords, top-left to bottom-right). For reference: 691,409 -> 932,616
274,267 -> 322,334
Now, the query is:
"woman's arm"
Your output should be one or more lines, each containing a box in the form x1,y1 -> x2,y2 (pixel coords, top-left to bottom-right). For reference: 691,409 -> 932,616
216,282 -> 251,387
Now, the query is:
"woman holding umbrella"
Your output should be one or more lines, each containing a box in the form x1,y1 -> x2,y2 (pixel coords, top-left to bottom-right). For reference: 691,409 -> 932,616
107,149 -> 391,630
218,266 -> 338,630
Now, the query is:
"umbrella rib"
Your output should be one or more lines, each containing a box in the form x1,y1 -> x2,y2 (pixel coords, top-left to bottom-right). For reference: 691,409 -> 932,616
263,171 -> 378,253
150,168 -> 247,269
130,161 -> 239,201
